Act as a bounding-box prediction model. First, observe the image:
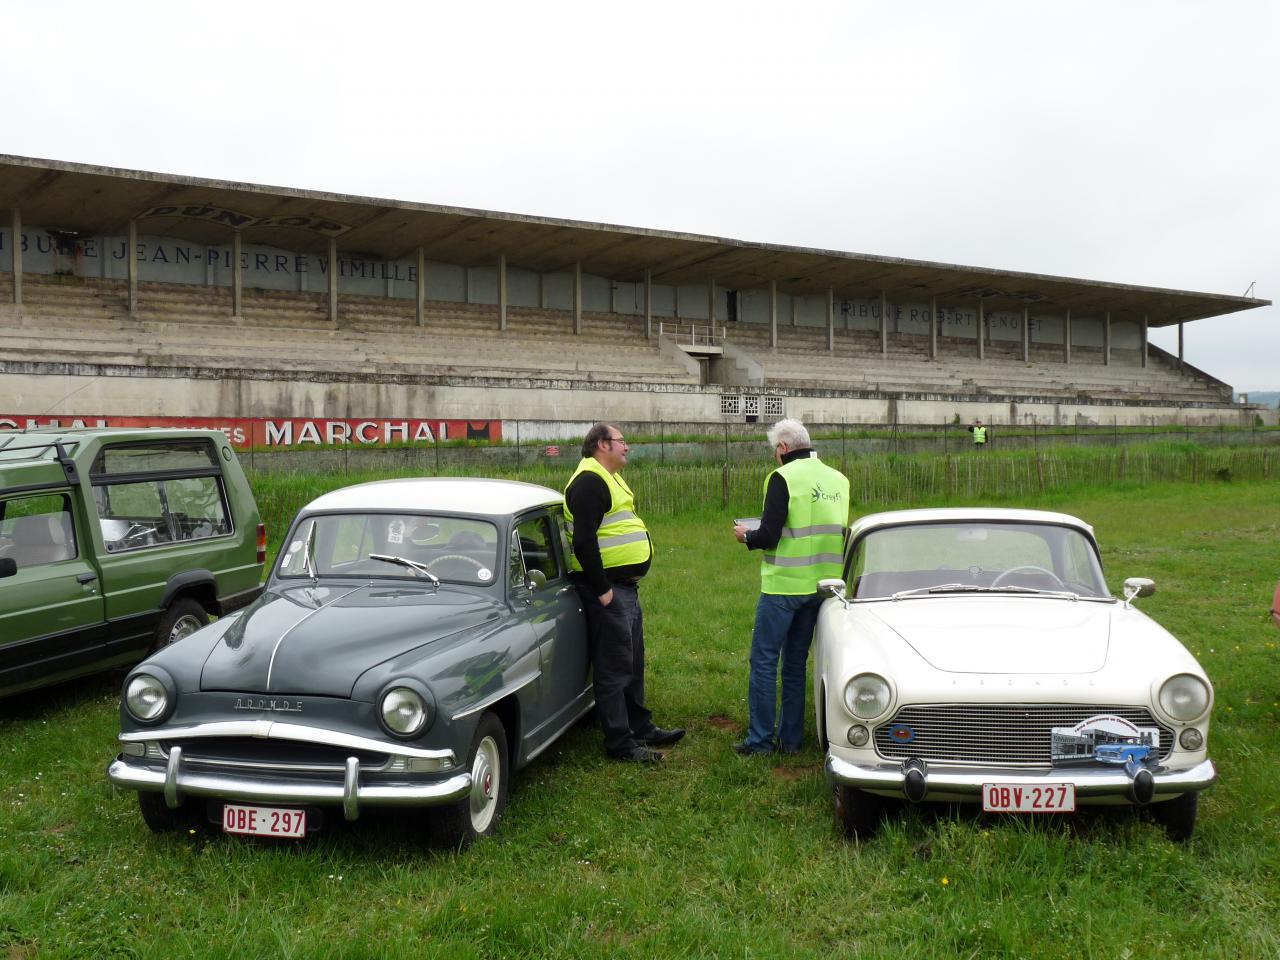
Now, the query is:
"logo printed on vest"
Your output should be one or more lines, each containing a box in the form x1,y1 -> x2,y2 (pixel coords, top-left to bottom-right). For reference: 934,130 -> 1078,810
810,484 -> 844,504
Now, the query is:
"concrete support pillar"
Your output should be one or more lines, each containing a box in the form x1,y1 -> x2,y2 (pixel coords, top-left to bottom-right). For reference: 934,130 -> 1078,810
497,253 -> 507,331
231,230 -> 242,319
328,238 -> 338,325
826,288 -> 835,353
977,299 -> 985,361
880,289 -> 888,355
929,296 -> 938,360
10,208 -> 21,306
573,261 -> 582,335
643,269 -> 652,339
708,278 -> 716,329
1064,309 -> 1072,365
1022,306 -> 1030,363
769,280 -> 778,349
1178,322 -> 1184,369
1141,315 -> 1149,369
415,248 -> 425,327
127,219 -> 139,317
1104,311 -> 1111,365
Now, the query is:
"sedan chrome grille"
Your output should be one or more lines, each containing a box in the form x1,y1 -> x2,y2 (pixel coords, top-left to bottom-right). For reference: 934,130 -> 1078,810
166,738 -> 391,773
875,704 -> 1173,767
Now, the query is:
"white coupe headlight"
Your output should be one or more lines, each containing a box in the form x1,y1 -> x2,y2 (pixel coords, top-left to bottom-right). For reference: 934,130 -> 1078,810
125,674 -> 169,722
1158,674 -> 1211,722
380,686 -> 429,736
843,674 -> 891,719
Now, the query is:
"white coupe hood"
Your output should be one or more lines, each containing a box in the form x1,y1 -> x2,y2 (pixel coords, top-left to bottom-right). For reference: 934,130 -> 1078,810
868,596 -> 1113,673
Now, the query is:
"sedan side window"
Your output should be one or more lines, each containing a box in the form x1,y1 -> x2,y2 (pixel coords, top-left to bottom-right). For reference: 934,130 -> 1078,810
514,515 -> 562,590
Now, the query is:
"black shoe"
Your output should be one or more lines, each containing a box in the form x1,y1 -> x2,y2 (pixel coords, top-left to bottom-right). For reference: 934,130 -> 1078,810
733,740 -> 775,756
613,745 -> 664,763
635,726 -> 685,747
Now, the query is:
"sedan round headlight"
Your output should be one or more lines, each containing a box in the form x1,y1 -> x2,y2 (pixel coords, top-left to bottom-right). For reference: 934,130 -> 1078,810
843,673 -> 891,720
1158,674 -> 1211,722
380,686 -> 430,737
125,674 -> 169,722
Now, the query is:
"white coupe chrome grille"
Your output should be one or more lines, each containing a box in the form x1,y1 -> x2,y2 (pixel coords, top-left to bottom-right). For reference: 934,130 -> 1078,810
875,704 -> 1174,766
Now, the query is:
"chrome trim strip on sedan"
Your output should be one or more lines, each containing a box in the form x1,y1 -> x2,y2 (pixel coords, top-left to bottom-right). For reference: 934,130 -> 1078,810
343,757 -> 359,821
826,754 -> 1217,799
450,673 -> 541,721
118,720 -> 455,765
266,586 -> 362,689
523,698 -> 595,764
108,757 -> 472,814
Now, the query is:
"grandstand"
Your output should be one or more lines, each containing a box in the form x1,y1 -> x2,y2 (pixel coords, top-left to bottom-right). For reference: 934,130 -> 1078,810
0,155 -> 1270,432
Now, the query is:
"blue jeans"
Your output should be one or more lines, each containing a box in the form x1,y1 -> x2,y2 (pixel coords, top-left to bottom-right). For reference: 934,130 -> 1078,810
744,591 -> 823,753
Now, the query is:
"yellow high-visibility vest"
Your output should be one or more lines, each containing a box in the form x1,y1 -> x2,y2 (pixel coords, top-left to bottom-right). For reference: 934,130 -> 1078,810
563,457 -> 652,572
761,456 -> 849,595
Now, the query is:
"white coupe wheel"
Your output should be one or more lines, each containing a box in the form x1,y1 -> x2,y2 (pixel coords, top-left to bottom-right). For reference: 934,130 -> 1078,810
834,784 -> 884,841
1149,791 -> 1198,842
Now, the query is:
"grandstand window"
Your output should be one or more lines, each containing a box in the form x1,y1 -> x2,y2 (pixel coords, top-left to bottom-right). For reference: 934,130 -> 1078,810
763,396 -> 785,418
721,395 -> 742,416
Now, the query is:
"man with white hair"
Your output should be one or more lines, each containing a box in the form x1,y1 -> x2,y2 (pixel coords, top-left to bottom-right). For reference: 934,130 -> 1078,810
732,418 -> 850,755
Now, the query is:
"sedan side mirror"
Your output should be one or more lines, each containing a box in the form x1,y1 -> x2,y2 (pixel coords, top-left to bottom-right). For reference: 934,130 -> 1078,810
1123,577 -> 1155,608
818,577 -> 849,608
0,557 -> 15,579
526,568 -> 547,591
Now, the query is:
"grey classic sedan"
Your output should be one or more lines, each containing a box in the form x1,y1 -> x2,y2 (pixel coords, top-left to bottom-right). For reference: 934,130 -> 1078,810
107,478 -> 593,847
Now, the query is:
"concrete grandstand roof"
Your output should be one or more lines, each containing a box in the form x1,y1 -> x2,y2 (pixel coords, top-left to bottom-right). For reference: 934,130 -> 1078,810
0,154 -> 1268,327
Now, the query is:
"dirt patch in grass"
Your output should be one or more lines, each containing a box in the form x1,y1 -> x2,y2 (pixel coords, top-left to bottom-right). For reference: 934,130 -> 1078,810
706,714 -> 737,730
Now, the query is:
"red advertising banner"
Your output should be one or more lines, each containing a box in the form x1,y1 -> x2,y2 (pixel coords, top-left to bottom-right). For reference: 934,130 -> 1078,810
0,415 -> 502,449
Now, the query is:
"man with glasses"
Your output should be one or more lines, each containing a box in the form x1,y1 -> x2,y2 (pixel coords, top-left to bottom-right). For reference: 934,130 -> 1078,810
564,422 -> 685,762
733,418 -> 850,755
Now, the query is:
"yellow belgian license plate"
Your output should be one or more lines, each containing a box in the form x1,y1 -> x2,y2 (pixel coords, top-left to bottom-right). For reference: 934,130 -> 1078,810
982,783 -> 1075,813
222,802 -> 307,838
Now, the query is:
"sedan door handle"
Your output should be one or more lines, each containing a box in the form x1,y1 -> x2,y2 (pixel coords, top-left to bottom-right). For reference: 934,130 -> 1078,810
77,571 -> 98,584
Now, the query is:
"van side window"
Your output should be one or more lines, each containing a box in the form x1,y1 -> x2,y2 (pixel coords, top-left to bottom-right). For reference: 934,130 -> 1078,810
91,441 -> 231,552
0,494 -> 77,568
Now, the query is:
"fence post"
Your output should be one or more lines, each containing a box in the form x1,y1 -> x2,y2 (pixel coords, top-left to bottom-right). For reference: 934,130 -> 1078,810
1036,453 -> 1046,492
722,463 -> 730,507
660,419 -> 665,466
724,421 -> 730,465
434,433 -> 440,475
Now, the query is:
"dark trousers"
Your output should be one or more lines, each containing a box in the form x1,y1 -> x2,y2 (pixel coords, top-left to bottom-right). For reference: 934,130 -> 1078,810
577,581 -> 653,756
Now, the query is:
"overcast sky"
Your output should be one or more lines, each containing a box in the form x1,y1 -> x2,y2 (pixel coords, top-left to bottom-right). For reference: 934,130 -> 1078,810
6,1 -> 1277,391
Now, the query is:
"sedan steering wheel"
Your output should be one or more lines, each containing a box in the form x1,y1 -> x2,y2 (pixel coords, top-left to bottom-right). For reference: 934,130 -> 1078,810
990,565 -> 1067,589
424,554 -> 487,574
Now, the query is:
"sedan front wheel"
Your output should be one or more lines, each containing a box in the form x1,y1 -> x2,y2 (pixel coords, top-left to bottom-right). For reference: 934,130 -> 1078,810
430,712 -> 509,849
835,783 -> 884,841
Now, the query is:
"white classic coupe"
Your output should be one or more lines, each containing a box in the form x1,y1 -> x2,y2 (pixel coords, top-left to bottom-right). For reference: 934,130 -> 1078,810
816,507 -> 1215,841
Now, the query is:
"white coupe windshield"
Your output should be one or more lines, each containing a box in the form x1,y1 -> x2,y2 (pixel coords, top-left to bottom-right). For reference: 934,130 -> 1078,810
849,521 -> 1109,599
277,513 -> 499,585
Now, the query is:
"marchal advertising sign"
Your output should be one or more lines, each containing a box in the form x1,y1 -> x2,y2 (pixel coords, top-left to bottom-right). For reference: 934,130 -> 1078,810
0,415 -> 501,448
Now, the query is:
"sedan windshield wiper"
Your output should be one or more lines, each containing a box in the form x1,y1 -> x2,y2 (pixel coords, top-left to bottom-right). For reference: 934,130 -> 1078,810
891,583 -> 980,599
369,553 -> 440,585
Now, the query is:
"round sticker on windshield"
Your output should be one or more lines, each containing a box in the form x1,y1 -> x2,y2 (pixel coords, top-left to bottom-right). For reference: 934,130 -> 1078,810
478,568 -> 493,582
387,519 -> 405,544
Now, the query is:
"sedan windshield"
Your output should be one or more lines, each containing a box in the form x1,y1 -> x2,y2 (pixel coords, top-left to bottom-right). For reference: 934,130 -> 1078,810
276,513 -> 499,585
849,521 -> 1109,600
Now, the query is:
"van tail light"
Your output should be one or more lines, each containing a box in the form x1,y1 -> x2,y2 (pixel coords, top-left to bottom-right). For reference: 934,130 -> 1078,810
256,523 -> 267,565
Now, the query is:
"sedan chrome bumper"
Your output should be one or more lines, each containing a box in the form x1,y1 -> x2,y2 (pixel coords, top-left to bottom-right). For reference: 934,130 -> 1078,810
108,747 -> 471,821
826,753 -> 1217,802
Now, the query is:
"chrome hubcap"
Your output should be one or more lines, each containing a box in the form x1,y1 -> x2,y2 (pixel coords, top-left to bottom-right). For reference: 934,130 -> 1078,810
169,614 -> 203,644
469,736 -> 500,834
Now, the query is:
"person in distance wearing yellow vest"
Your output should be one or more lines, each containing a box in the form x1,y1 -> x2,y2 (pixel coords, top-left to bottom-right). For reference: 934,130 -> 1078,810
968,419 -> 989,447
733,419 -> 850,755
565,423 -> 685,763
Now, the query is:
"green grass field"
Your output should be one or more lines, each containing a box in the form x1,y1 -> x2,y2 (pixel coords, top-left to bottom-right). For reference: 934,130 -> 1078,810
2,478 -> 1278,958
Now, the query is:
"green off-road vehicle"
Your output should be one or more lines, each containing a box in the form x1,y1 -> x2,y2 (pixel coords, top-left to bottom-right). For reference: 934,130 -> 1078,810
0,428 -> 264,697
